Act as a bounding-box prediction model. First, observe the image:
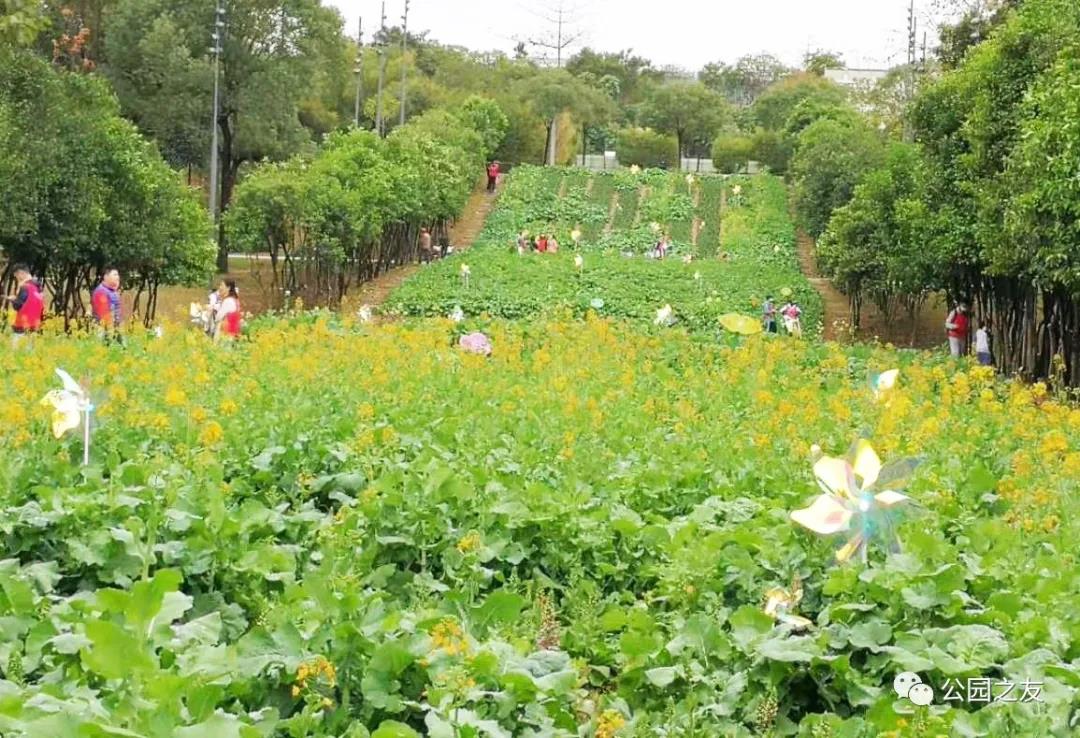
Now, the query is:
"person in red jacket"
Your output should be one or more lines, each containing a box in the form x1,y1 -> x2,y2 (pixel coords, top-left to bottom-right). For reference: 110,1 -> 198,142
6,264 -> 44,347
945,302 -> 970,357
486,161 -> 500,192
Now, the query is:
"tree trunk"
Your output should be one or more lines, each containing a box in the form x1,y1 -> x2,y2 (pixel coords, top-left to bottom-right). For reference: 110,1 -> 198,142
547,116 -> 558,166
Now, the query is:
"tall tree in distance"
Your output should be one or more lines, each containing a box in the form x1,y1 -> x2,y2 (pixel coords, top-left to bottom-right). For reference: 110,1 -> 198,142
104,0 -> 346,271
640,81 -> 731,168
804,49 -> 845,76
699,53 -> 790,106
520,0 -> 585,164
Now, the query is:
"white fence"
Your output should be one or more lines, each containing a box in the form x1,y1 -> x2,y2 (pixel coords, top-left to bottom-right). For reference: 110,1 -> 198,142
575,153 -> 759,174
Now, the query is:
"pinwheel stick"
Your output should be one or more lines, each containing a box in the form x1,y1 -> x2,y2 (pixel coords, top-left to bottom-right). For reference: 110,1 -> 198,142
82,405 -> 92,466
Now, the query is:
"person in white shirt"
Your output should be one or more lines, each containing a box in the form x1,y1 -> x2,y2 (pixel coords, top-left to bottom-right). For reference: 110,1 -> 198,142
975,320 -> 992,366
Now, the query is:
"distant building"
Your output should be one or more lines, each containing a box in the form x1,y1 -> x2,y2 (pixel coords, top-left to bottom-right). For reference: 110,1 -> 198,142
824,67 -> 890,92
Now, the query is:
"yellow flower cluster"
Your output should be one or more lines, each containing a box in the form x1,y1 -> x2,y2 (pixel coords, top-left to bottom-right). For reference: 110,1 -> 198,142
431,618 -> 470,657
456,531 -> 481,554
596,709 -> 626,738
292,655 -> 337,700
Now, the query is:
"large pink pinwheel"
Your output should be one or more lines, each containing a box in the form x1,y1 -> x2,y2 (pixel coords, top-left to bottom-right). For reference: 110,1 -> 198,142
790,440 -> 920,564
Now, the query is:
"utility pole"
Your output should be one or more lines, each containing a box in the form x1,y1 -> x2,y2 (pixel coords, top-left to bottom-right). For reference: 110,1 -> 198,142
209,0 -> 226,270
525,1 -> 584,165
904,0 -> 917,143
399,0 -> 410,127
374,2 -> 387,136
354,17 -> 363,128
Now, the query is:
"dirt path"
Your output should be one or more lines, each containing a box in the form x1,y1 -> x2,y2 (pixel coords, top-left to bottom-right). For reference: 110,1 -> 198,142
603,192 -> 620,235
796,227 -> 948,347
631,186 -> 651,228
796,228 -> 849,341
353,184 -> 497,308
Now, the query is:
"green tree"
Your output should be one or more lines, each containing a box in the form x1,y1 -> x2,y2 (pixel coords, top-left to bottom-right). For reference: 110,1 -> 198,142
104,0 -> 346,271
700,54 -> 790,105
749,128 -> 792,173
710,133 -> 753,173
0,0 -> 48,46
804,49 -> 845,76
639,81 -> 731,168
0,48 -> 212,322
750,73 -> 847,131
791,118 -> 886,238
565,47 -> 660,104
615,127 -> 678,169
456,96 -> 509,159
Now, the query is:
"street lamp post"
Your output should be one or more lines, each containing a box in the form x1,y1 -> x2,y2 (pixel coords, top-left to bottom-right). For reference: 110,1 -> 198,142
353,17 -> 363,128
374,1 -> 387,135
399,0 -> 409,126
208,0 -> 225,226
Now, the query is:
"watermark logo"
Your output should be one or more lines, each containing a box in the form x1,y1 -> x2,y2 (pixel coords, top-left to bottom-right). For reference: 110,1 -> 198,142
893,673 -> 1043,707
894,672 -> 934,706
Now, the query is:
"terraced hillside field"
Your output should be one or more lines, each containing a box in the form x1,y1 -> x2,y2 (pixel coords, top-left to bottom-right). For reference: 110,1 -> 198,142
387,167 -> 822,336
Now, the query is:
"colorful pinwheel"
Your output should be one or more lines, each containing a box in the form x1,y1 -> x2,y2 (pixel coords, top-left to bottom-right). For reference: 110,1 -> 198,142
790,440 -> 920,564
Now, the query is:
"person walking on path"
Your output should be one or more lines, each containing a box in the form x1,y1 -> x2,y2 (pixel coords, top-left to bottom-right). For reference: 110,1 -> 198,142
214,280 -> 242,343
763,295 -> 778,334
975,320 -> 992,366
5,264 -> 44,348
945,302 -> 970,357
92,268 -> 122,342
486,161 -> 500,193
419,227 -> 434,263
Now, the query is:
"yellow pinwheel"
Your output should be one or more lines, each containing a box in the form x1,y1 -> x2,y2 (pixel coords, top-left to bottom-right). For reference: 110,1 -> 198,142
790,440 -> 920,564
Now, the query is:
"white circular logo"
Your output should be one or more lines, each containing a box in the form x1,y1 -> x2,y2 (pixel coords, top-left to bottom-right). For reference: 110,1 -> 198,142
908,682 -> 935,706
893,672 -> 922,698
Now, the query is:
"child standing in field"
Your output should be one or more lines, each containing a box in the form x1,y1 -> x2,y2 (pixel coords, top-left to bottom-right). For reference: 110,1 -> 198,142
975,320 -> 992,366
214,280 -> 242,343
547,235 -> 559,253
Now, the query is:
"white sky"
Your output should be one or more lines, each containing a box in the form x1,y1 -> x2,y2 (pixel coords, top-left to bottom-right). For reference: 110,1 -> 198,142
326,0 -> 948,72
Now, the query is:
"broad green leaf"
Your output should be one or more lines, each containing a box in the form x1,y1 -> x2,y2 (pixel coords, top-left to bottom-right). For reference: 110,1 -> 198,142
645,666 -> 678,687
82,620 -> 153,679
371,720 -> 419,738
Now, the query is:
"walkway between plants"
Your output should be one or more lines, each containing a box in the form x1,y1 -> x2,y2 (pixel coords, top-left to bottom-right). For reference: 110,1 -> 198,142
795,226 -> 947,347
354,183 -> 497,308
795,227 -> 849,341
